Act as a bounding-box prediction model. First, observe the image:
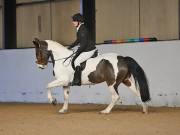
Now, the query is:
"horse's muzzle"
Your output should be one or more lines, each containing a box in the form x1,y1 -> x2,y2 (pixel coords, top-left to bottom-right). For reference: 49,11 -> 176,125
37,64 -> 47,69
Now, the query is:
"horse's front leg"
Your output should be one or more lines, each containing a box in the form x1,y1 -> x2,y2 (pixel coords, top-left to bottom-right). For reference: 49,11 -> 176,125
59,86 -> 70,113
47,87 -> 57,105
47,79 -> 68,105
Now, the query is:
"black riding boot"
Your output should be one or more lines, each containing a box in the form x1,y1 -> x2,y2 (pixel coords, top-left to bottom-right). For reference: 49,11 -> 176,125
72,66 -> 82,86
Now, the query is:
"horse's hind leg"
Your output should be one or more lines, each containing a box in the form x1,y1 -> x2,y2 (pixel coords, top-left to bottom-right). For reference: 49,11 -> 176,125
123,77 -> 148,114
100,84 -> 120,114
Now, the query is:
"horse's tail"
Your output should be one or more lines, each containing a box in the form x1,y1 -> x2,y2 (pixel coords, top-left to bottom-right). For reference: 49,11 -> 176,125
124,56 -> 150,102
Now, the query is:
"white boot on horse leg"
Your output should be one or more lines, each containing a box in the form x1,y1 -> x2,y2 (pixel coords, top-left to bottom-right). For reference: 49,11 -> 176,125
100,85 -> 120,114
59,86 -> 70,114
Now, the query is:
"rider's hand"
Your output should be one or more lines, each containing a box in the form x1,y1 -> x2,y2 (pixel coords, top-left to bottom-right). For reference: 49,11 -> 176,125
71,62 -> 75,70
67,45 -> 73,49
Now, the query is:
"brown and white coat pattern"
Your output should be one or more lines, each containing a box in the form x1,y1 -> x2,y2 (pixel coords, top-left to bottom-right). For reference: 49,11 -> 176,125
33,39 -> 150,114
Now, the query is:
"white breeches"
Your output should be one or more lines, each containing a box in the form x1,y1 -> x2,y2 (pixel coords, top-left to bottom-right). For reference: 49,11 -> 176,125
74,49 -> 96,67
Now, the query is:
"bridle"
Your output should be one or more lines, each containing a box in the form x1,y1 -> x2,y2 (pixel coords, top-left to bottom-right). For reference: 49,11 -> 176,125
35,41 -> 77,76
48,50 -> 76,67
36,48 -> 74,76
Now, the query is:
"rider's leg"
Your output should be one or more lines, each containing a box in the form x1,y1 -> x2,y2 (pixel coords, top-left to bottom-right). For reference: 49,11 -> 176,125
71,50 -> 96,86
75,50 -> 97,64
72,65 -> 82,86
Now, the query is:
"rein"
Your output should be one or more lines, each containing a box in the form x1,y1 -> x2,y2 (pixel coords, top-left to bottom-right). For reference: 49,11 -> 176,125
48,50 -> 76,67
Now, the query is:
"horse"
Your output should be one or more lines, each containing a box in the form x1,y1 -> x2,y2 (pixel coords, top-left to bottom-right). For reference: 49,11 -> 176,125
33,38 -> 150,114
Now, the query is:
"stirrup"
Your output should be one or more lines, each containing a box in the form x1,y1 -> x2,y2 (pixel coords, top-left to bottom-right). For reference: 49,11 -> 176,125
68,82 -> 81,86
68,82 -> 73,86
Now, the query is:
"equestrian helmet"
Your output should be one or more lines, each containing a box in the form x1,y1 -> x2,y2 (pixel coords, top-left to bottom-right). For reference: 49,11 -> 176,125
72,13 -> 84,22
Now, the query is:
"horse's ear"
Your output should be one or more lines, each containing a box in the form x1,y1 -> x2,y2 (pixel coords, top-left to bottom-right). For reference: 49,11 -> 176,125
34,38 -> 40,43
33,38 -> 40,48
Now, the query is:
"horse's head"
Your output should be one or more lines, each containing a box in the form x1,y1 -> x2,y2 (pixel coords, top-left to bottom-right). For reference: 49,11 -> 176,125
33,38 -> 52,69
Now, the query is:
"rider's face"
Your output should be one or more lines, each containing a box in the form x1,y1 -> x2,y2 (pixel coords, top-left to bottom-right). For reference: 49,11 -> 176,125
72,21 -> 79,27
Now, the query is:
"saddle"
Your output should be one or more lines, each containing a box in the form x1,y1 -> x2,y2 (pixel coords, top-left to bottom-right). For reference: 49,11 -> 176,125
80,49 -> 98,71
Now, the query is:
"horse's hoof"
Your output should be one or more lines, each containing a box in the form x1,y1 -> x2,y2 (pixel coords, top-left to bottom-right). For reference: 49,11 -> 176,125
52,99 -> 57,106
142,111 -> 148,114
59,109 -> 68,114
142,108 -> 148,114
100,110 -> 110,114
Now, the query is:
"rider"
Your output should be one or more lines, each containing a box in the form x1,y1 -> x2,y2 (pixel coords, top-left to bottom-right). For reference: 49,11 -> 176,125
68,13 -> 96,86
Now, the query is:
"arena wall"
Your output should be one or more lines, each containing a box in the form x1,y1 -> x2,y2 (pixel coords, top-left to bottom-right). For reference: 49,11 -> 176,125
0,40 -> 180,107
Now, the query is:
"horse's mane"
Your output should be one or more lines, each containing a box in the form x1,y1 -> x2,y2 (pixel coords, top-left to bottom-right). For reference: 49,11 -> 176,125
45,40 -> 71,52
45,40 -> 64,48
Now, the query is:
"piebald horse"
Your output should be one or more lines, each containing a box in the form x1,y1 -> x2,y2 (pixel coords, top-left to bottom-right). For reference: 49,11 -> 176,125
33,38 -> 150,114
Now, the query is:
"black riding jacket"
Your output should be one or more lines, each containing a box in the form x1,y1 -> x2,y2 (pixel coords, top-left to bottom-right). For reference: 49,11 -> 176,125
68,24 -> 96,69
